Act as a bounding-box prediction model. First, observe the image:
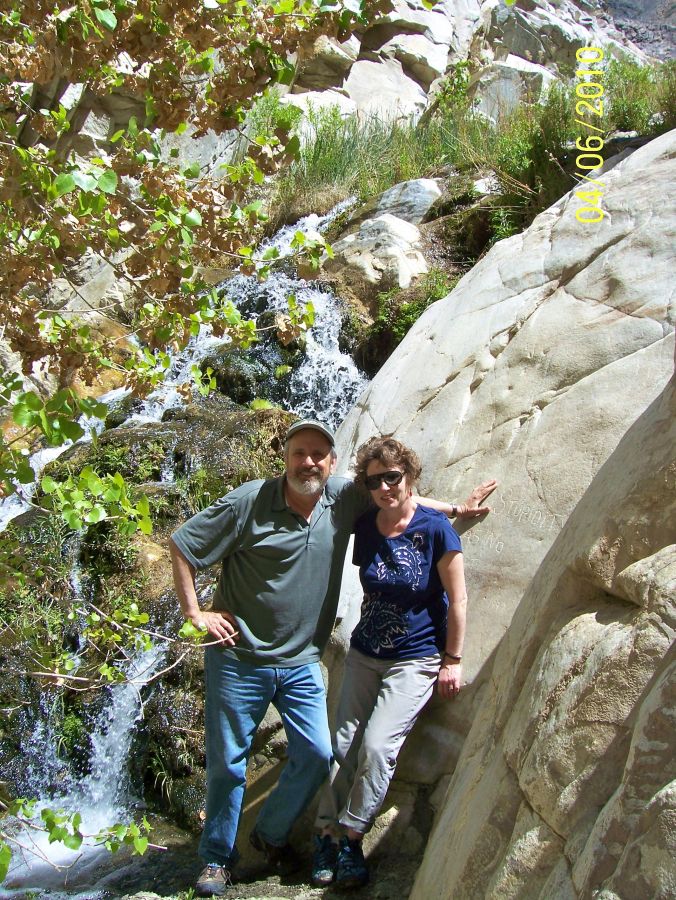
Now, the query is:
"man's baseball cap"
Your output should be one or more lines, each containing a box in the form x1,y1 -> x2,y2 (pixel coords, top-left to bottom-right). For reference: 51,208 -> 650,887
285,418 -> 335,447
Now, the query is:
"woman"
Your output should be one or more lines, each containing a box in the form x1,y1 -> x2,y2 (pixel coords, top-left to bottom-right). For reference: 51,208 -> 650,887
312,436 -> 467,889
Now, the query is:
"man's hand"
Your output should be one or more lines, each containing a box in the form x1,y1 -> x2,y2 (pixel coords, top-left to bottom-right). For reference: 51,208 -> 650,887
455,478 -> 498,519
438,662 -> 462,699
192,610 -> 240,646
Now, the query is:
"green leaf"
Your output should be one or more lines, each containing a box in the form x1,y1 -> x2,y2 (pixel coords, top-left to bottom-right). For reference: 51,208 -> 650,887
183,209 -> 202,227
62,830 -> 83,850
133,835 -> 148,855
13,404 -> 38,427
53,173 -> 76,198
178,620 -> 207,640
137,516 -> 153,535
63,509 -> 83,529
93,7 -> 117,30
15,459 -> 36,484
41,475 -> 58,494
72,171 -> 98,192
57,418 -> 85,441
84,505 -> 107,523
18,392 -> 43,413
0,842 -> 11,882
97,170 -> 118,195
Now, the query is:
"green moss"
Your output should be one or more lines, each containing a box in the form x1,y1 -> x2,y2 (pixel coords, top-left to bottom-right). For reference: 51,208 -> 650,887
358,269 -> 459,375
58,710 -> 87,759
45,439 -> 167,486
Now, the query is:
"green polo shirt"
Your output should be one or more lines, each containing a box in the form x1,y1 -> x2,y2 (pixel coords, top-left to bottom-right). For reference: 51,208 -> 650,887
171,475 -> 371,667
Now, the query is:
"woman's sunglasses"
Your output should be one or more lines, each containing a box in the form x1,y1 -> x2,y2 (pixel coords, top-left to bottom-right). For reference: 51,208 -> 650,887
363,470 -> 404,491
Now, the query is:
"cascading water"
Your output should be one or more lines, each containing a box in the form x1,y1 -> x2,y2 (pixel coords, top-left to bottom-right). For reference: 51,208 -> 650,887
222,270 -> 367,427
3,645 -> 163,893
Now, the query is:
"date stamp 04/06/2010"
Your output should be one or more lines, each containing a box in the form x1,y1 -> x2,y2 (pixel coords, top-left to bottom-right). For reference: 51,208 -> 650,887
573,46 -> 608,225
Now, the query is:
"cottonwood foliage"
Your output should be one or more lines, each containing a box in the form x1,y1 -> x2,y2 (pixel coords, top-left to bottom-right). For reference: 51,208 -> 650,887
0,0 -> 389,509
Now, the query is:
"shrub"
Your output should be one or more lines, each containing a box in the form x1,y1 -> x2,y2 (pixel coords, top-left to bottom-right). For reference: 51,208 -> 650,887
605,58 -> 676,134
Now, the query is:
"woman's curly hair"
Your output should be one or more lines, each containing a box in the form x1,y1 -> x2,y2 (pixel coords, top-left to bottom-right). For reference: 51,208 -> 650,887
353,436 -> 422,488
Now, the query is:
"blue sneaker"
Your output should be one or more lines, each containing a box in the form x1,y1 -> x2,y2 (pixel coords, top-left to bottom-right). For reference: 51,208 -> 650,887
312,833 -> 338,886
335,836 -> 369,889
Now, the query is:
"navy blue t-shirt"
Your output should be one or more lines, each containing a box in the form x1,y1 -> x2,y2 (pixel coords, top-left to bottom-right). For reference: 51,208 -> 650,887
351,505 -> 462,660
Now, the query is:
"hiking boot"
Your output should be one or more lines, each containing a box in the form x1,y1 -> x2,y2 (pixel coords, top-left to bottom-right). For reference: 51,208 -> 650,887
195,863 -> 233,897
311,833 -> 338,886
335,836 -> 369,889
249,826 -> 302,875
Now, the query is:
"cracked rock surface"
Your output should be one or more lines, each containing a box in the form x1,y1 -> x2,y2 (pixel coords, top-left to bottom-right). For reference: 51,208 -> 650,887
330,130 -> 675,899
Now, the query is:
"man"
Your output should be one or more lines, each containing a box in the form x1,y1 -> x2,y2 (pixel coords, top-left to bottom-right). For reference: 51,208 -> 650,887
170,419 -> 495,897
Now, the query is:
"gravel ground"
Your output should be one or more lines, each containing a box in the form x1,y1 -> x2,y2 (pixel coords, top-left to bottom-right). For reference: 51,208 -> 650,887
4,825 -> 423,900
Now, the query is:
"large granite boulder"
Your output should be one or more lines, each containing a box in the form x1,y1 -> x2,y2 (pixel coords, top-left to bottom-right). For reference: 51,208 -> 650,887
410,370 -> 675,899
321,213 -> 429,301
342,57 -> 429,120
343,177 -> 443,232
293,35 -> 360,92
468,53 -> 558,122
330,129 -> 675,864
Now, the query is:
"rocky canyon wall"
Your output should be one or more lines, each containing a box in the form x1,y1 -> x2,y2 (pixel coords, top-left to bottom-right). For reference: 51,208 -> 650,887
331,129 -> 675,894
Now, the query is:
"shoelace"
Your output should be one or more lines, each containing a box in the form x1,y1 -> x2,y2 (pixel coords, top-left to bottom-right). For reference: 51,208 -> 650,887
205,865 -> 232,884
339,842 -> 364,874
315,837 -> 337,868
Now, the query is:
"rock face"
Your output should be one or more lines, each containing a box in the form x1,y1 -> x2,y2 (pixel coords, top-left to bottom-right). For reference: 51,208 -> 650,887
468,53 -> 557,122
331,130 -> 675,893
605,0 -> 676,59
286,0 -> 645,124
410,377 -> 675,900
322,212 -> 429,300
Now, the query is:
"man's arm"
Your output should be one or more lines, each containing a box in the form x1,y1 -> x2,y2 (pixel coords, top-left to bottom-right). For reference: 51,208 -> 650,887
414,478 -> 498,519
169,538 -> 239,646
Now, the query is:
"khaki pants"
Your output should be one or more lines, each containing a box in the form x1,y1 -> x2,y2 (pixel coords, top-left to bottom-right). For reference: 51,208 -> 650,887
315,647 -> 441,834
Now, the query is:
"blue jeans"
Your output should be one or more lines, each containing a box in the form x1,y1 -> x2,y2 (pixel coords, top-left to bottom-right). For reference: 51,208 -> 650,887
198,649 -> 332,866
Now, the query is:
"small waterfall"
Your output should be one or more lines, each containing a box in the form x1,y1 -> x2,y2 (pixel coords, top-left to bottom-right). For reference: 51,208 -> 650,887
4,646 -> 163,892
256,196 -> 357,261
223,270 -> 368,428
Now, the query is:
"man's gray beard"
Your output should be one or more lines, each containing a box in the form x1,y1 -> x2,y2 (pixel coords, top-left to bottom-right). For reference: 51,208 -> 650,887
286,473 -> 327,496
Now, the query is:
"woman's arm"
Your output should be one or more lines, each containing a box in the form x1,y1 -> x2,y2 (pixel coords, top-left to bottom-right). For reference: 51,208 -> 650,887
414,478 -> 498,519
436,550 -> 467,699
